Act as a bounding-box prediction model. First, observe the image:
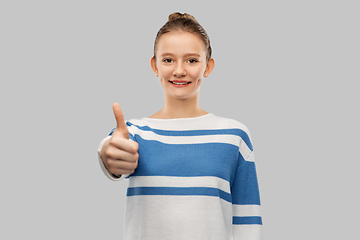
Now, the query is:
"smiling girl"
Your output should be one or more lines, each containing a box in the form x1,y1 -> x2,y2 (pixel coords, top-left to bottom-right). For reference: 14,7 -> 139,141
98,12 -> 263,240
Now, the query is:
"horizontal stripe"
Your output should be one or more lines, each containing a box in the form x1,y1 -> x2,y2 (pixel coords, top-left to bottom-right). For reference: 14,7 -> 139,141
130,127 -> 253,164
131,138 -> 239,182
133,127 -> 240,146
232,224 -> 263,239
233,216 -> 262,225
129,114 -> 247,132
124,195 -> 234,239
128,122 -> 253,151
127,187 -> 232,203
128,176 -> 231,194
109,122 -> 254,163
233,204 -> 261,217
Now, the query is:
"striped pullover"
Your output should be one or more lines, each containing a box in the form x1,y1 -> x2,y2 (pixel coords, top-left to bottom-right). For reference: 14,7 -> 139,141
98,113 -> 263,240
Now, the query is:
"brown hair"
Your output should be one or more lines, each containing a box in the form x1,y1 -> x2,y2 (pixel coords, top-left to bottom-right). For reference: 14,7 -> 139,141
153,12 -> 212,62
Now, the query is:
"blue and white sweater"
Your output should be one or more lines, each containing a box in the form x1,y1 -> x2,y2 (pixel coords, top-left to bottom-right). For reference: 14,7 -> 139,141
98,113 -> 263,240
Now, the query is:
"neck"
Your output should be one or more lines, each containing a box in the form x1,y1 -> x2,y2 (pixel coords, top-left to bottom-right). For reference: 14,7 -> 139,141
150,94 -> 208,119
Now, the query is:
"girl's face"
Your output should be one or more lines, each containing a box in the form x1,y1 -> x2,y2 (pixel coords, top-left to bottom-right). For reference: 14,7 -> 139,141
151,31 -> 214,100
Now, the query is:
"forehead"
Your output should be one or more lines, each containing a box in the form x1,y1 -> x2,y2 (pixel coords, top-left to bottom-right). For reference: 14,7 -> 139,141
156,31 -> 206,56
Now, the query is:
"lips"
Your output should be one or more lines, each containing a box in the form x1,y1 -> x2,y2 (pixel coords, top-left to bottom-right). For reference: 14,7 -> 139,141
169,80 -> 191,87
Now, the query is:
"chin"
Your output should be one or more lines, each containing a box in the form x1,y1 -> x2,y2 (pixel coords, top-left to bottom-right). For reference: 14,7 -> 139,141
168,91 -> 200,100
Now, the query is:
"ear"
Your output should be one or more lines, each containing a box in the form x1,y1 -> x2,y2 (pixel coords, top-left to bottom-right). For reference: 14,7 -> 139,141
204,58 -> 215,77
150,57 -> 158,76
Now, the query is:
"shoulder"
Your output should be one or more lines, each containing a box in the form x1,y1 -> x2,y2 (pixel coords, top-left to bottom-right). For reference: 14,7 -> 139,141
211,114 -> 251,135
211,115 -> 253,151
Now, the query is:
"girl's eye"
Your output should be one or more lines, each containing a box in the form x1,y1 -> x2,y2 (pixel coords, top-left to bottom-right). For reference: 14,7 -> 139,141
188,59 -> 198,63
163,58 -> 173,63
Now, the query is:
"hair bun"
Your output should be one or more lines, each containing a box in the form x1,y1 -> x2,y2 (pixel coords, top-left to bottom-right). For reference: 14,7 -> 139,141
168,12 -> 198,23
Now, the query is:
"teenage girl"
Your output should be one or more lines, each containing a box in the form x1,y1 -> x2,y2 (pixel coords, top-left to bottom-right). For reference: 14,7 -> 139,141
98,12 -> 263,240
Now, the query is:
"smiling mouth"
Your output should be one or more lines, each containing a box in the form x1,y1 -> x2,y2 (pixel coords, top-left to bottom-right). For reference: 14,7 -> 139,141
169,80 -> 191,85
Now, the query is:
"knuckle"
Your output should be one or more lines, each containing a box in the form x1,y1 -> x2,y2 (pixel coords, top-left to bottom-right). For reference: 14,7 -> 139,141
108,166 -> 115,174
105,149 -> 114,159
109,134 -> 116,143
109,139 -> 116,147
103,155 -> 110,164
130,143 -> 139,154
133,142 -> 139,152
129,154 -> 137,162
110,134 -> 121,144
107,158 -> 115,167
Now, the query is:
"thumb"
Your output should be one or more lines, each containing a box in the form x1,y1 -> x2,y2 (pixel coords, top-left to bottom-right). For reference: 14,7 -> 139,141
112,103 -> 129,139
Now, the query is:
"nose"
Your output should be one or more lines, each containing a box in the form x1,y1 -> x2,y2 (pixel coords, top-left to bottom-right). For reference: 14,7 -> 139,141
173,62 -> 186,77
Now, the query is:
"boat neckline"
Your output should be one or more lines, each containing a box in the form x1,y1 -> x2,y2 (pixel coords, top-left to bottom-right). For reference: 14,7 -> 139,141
142,113 -> 214,121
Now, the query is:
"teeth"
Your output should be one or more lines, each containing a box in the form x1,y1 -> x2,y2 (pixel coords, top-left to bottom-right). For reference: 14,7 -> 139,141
171,81 -> 189,85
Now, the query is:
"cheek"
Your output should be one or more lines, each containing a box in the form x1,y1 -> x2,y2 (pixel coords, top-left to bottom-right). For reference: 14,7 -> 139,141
195,78 -> 203,86
159,77 -> 166,87
158,66 -> 171,78
158,71 -> 170,86
159,73 -> 169,84
189,68 -> 204,81
191,64 -> 206,75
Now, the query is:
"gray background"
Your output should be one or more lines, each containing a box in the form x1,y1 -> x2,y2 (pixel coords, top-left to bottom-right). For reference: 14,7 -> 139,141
1,0 -> 359,239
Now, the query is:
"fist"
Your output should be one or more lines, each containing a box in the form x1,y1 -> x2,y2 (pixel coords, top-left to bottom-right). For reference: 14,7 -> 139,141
101,103 -> 139,176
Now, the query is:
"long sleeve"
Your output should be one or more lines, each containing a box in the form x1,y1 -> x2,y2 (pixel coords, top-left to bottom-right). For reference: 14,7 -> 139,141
231,142 -> 263,239
97,123 -> 136,181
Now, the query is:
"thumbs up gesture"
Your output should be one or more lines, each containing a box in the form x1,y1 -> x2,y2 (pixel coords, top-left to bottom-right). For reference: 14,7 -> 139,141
100,103 -> 139,176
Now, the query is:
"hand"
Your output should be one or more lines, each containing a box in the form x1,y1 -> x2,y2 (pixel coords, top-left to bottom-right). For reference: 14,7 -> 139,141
101,103 -> 139,176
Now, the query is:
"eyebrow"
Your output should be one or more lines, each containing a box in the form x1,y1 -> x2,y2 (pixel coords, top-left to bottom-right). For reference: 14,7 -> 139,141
161,53 -> 201,58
